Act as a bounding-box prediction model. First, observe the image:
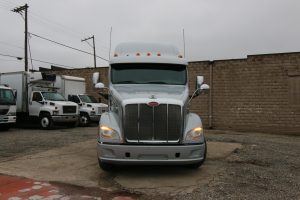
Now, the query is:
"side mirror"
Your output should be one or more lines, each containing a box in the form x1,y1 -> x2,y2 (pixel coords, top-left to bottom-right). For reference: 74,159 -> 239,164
200,84 -> 210,90
95,82 -> 105,89
93,72 -> 100,85
13,90 -> 17,99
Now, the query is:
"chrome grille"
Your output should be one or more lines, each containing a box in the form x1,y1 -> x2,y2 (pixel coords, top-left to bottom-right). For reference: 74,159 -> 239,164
98,107 -> 108,114
63,106 -> 76,114
124,104 -> 182,143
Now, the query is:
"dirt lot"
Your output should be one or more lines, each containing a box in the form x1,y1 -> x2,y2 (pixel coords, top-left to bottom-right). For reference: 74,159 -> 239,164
0,127 -> 299,200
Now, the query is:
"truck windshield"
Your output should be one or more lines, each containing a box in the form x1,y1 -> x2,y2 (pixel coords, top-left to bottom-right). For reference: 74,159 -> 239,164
79,95 -> 98,103
0,89 -> 15,105
111,63 -> 187,85
42,92 -> 65,101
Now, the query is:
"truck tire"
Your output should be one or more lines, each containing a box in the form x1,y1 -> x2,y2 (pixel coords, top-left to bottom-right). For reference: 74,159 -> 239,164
40,113 -> 53,130
187,140 -> 207,169
98,158 -> 113,171
79,113 -> 90,127
69,120 -> 79,128
0,124 -> 10,131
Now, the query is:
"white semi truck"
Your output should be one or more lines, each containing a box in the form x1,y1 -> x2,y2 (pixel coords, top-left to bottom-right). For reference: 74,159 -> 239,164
0,72 -> 79,129
94,43 -> 210,170
0,84 -> 16,130
55,75 -> 108,126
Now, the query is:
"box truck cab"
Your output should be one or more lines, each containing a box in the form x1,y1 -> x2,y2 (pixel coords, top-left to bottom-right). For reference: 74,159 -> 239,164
0,72 -> 79,129
0,85 -> 16,130
55,75 -> 108,126
68,94 -> 108,126
94,43 -> 210,170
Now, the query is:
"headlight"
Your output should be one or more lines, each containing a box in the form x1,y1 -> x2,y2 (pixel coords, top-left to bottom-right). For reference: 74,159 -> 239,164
184,127 -> 203,143
7,112 -> 16,116
90,111 -> 96,115
53,111 -> 59,115
99,126 -> 120,141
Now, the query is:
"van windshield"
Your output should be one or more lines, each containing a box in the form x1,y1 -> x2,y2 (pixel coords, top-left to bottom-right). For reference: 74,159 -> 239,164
79,95 -> 98,103
42,92 -> 65,101
0,89 -> 15,105
111,63 -> 187,85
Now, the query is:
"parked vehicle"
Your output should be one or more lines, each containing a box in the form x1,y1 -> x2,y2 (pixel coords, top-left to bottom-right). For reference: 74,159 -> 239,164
0,84 -> 16,130
0,72 -> 79,129
55,75 -> 108,126
94,43 -> 210,170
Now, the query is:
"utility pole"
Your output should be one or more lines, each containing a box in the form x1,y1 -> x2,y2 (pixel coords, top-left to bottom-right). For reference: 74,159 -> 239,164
12,4 -> 29,72
81,35 -> 96,68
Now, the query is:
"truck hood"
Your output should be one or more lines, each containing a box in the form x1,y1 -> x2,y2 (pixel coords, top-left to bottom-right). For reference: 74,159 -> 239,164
111,84 -> 189,106
83,103 -> 108,108
46,101 -> 78,106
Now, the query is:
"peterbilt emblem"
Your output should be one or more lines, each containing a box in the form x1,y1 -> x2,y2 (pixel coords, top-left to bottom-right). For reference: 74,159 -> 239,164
147,101 -> 159,107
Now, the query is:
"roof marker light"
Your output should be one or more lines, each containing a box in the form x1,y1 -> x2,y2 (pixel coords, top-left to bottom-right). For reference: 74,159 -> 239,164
147,53 -> 151,56
136,53 -> 140,56
157,53 -> 161,56
178,55 -> 183,58
114,53 -> 118,57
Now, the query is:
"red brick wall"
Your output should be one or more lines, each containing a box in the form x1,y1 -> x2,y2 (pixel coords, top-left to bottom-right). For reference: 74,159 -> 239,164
49,52 -> 300,134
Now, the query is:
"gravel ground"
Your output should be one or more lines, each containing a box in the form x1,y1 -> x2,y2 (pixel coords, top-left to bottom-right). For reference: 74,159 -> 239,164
0,126 -> 97,162
172,130 -> 300,200
0,127 -> 299,200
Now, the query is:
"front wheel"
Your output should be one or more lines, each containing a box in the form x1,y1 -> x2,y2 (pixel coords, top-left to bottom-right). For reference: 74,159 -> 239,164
40,113 -> 53,130
98,158 -> 114,171
79,113 -> 90,127
0,124 -> 10,131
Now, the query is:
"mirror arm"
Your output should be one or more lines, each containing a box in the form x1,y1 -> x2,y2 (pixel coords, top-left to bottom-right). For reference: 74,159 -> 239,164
188,88 -> 201,105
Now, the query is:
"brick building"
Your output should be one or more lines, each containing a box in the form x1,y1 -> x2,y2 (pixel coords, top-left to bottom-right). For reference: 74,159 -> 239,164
43,52 -> 300,134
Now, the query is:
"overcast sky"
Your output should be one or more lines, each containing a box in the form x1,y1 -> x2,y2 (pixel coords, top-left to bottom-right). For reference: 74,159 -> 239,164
0,0 -> 299,72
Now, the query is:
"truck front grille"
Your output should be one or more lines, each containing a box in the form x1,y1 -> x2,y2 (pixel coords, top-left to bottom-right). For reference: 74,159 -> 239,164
0,109 -> 9,115
124,104 -> 182,143
63,106 -> 76,114
98,107 -> 108,115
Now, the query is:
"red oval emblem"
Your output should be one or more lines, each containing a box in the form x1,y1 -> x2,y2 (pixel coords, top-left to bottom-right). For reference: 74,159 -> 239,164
147,102 -> 159,107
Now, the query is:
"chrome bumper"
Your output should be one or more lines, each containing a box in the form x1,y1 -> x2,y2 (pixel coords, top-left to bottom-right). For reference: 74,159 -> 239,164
0,116 -> 16,124
97,143 -> 206,165
52,115 -> 79,123
90,114 -> 101,122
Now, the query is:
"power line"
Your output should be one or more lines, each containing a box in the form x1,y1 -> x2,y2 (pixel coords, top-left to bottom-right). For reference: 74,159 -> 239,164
0,53 -> 22,60
0,41 -> 23,49
29,32 -> 108,61
0,52 -> 75,69
28,11 -> 110,50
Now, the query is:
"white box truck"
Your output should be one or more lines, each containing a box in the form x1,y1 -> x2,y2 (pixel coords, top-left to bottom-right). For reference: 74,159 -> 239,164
0,72 -> 79,129
0,84 -> 17,130
56,75 -> 108,126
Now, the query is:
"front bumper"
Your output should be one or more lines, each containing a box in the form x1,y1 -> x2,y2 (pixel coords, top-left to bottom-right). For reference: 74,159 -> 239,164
90,114 -> 101,122
0,115 -> 16,124
52,115 -> 79,123
97,142 -> 206,165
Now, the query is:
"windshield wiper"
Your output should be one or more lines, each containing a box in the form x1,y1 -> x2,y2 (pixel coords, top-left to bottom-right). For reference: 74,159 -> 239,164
146,81 -> 169,84
115,81 -> 138,84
